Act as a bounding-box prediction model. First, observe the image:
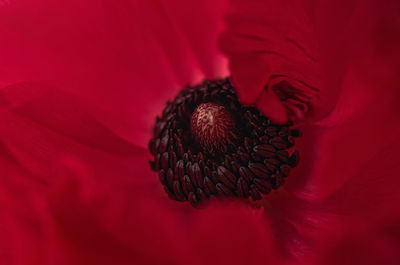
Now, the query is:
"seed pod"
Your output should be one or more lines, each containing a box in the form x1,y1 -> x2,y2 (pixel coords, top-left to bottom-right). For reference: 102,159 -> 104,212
269,136 -> 288,149
251,152 -> 263,161
280,164 -> 291,177
211,170 -> 218,183
264,159 -> 278,173
224,155 -> 232,169
196,188 -> 207,201
182,175 -> 195,196
177,143 -> 185,158
153,121 -> 166,137
217,166 -> 236,189
175,160 -> 185,179
259,135 -> 269,144
188,192 -> 198,207
253,178 -> 271,194
271,174 -> 285,189
148,138 -> 158,155
193,162 -> 203,188
262,119 -> 271,126
265,126 -> 277,137
289,150 -> 299,167
244,137 -> 252,152
253,144 -> 275,158
164,186 -> 178,201
203,177 -> 217,195
279,127 -> 289,137
287,136 -> 295,146
248,162 -> 271,179
159,132 -> 169,153
153,153 -> 161,171
158,169 -> 166,185
249,185 -> 262,201
183,153 -> 189,163
204,166 -> 211,178
173,181 -> 186,201
169,149 -> 177,169
237,177 -> 249,198
277,150 -> 289,163
216,183 -> 232,196
231,161 -> 240,173
237,148 -> 250,163
161,152 -> 169,171
239,167 -> 254,182
166,169 -> 174,186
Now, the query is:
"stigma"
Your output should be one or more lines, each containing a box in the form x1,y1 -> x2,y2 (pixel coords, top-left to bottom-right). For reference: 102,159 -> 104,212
191,102 -> 237,153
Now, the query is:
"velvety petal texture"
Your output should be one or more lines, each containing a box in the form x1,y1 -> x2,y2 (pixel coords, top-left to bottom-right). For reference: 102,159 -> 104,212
0,82 -> 283,265
221,0 -> 400,198
220,0 -> 400,124
302,216 -> 400,265
220,0 -> 326,123
220,0 -> 400,261
0,0 -> 229,148
1,0 -> 400,264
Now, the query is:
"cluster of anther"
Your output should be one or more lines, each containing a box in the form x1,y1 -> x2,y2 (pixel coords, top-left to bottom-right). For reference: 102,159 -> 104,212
149,78 -> 300,207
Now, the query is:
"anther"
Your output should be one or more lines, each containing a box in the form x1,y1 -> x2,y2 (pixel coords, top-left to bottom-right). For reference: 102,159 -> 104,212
148,78 -> 300,207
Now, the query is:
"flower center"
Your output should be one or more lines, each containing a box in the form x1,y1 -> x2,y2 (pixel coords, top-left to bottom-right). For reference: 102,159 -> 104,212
190,103 -> 236,153
148,78 -> 301,208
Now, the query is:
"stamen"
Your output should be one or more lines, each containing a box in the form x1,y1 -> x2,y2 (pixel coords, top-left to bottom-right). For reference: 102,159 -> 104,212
148,78 -> 300,208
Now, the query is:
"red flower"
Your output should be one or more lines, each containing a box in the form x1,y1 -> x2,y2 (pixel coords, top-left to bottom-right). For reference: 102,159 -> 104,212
0,0 -> 399,265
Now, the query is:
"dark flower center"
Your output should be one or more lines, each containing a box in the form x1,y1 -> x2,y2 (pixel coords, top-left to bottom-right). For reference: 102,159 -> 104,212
148,78 -> 300,208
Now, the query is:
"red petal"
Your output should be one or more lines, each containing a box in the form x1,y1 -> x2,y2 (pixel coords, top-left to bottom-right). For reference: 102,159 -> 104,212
300,72 -> 400,215
0,0 -> 228,148
0,82 -> 149,184
220,0 -> 326,123
220,0 -> 400,124
300,1 -> 400,200
306,217 -> 400,265
221,0 -> 400,207
0,81 -> 183,264
0,82 -> 288,264
187,203 -> 280,265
